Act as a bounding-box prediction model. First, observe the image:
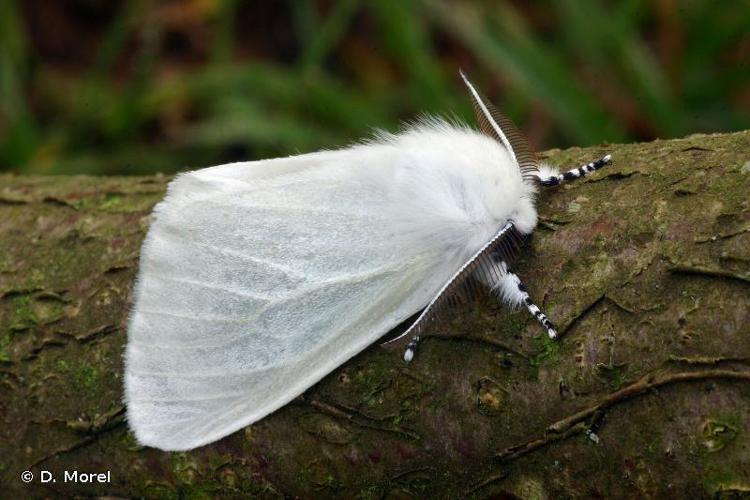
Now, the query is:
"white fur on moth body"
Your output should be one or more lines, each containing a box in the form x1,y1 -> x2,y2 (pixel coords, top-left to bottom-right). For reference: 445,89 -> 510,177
125,73 -> 605,451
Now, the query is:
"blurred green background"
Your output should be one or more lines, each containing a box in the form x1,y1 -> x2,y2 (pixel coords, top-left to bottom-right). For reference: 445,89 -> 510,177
1,0 -> 748,175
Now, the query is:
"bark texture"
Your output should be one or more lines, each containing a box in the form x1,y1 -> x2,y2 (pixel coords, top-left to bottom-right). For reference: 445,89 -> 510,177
1,131 -> 749,499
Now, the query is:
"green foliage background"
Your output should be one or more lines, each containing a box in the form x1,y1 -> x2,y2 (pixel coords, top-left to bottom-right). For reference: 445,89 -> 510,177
1,0 -> 748,175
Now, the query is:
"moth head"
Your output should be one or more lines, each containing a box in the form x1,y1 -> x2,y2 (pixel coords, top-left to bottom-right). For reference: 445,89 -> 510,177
459,70 -> 540,187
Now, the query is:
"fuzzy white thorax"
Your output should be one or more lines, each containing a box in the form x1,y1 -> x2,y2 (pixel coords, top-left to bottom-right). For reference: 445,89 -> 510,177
367,118 -> 541,236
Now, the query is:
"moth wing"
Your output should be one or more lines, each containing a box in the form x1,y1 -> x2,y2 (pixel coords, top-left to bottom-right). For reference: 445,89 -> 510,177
125,148 -> 478,450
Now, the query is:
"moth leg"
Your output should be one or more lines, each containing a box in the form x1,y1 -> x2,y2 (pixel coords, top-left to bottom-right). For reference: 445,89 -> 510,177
538,154 -> 612,187
494,265 -> 558,339
403,336 -> 420,363
389,221 -> 522,363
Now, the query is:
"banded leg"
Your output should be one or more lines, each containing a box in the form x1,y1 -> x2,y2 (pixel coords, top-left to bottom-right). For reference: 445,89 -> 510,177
518,280 -> 557,339
402,268 -> 557,362
495,267 -> 558,339
539,154 -> 612,187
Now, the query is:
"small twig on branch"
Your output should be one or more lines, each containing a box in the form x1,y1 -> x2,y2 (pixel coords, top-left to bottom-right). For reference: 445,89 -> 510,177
667,355 -> 750,366
431,334 -> 529,359
298,396 -> 421,441
667,263 -> 750,284
495,422 -> 587,463
495,369 -> 750,464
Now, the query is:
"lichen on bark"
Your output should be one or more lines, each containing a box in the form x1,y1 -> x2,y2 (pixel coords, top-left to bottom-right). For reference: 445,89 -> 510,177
1,131 -> 749,498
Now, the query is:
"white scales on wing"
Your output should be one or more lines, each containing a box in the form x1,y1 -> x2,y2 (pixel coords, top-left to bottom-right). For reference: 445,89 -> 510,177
125,120 -> 533,450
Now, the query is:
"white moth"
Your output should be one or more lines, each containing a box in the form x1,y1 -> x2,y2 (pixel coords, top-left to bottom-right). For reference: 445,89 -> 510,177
125,71 -> 612,451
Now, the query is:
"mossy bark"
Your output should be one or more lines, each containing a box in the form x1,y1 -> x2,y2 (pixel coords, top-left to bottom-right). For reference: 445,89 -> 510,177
1,131 -> 749,499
